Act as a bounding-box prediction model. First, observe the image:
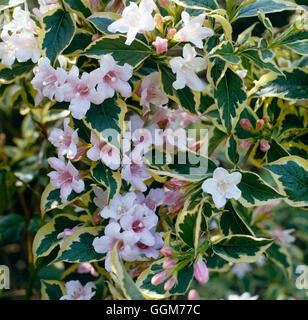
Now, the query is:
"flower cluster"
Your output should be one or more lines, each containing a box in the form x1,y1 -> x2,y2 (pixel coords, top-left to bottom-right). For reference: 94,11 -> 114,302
31,55 -> 133,119
92,191 -> 164,271
0,7 -> 41,67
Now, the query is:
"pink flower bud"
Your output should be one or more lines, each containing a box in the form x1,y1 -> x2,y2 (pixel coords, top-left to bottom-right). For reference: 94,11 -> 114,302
241,139 -> 251,149
152,36 -> 168,54
92,213 -> 102,225
160,246 -> 173,257
163,259 -> 176,270
158,0 -> 170,8
151,271 -> 168,286
167,28 -> 176,39
256,119 -> 265,131
194,259 -> 209,285
154,14 -> 164,29
263,114 -> 270,124
240,119 -> 253,131
187,289 -> 200,300
92,34 -> 102,42
164,277 -> 176,291
260,140 -> 270,152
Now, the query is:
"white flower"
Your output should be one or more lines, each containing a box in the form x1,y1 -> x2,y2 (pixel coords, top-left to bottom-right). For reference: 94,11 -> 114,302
174,12 -> 213,49
202,167 -> 242,208
228,292 -> 258,300
57,226 -> 81,248
270,229 -> 295,247
231,263 -> 252,279
169,44 -> 207,91
107,0 -> 155,45
60,280 -> 96,300
33,0 -> 59,18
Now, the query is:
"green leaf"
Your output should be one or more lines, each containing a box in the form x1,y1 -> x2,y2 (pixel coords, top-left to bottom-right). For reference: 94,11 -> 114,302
62,30 -> 92,55
171,0 -> 219,10
266,139 -> 289,162
227,135 -> 239,164
158,63 -> 200,114
235,0 -> 298,19
279,32 -> 308,56
84,96 -> 126,150
219,201 -> 254,237
110,242 -> 145,300
254,68 -> 308,100
41,280 -> 66,300
91,162 -> 121,203
0,214 -> 25,246
55,227 -> 105,263
212,235 -> 272,263
214,68 -> 247,133
237,171 -> 284,207
84,34 -> 151,67
264,156 -> 308,207
136,259 -> 194,299
63,0 -> 91,18
206,254 -> 231,272
209,41 -> 241,64
40,178 -> 93,214
207,57 -> 227,87
32,214 -> 88,260
241,49 -> 281,74
88,12 -> 121,34
39,8 -> 76,65
267,242 -> 292,278
146,150 -> 217,181
0,61 -> 35,84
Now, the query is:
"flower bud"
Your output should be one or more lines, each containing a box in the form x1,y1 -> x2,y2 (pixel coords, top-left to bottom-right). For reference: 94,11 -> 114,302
263,114 -> 270,124
158,0 -> 170,9
154,14 -> 164,31
92,213 -> 102,225
164,277 -> 176,291
152,36 -> 168,54
151,271 -> 168,286
256,119 -> 265,131
187,289 -> 200,300
160,246 -> 173,257
163,259 -> 176,270
167,28 -> 176,39
240,119 -> 253,131
194,259 -> 209,285
241,139 -> 251,149
260,140 -> 270,152
92,34 -> 102,42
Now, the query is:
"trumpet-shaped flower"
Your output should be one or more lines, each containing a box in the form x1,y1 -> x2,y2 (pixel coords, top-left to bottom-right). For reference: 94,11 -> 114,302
100,192 -> 137,220
87,131 -> 121,170
152,36 -> 168,54
107,0 -> 155,45
170,44 -> 207,91
91,54 -> 133,99
31,57 -> 68,105
60,280 -> 96,300
65,66 -> 104,120
270,229 -> 295,247
228,292 -> 258,300
174,12 -> 213,49
48,118 -> 79,159
47,157 -> 85,203
77,263 -> 99,277
202,167 -> 242,208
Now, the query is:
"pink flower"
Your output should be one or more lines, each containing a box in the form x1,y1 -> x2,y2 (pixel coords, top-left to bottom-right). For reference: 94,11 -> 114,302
164,277 -> 176,291
31,57 -> 68,105
48,118 -> 79,160
160,246 -> 173,257
77,263 -> 99,277
152,36 -> 168,54
187,289 -> 200,300
57,226 -> 81,248
120,204 -> 158,247
121,158 -> 151,192
132,230 -> 164,259
91,54 -> 133,99
270,229 -> 295,247
151,271 -> 168,286
136,188 -> 165,211
167,28 -> 176,39
241,139 -> 251,149
260,139 -> 270,152
87,131 -> 121,170
100,192 -> 137,220
163,259 -> 176,270
139,72 -> 168,114
47,157 -> 85,203
65,66 -> 103,120
194,258 -> 209,285
60,280 -> 96,300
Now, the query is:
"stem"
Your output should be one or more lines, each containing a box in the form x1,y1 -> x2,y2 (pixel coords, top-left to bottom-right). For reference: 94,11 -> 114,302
240,142 -> 256,168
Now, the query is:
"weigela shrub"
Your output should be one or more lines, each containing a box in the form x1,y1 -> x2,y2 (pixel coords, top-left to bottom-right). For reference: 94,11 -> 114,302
0,0 -> 307,300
